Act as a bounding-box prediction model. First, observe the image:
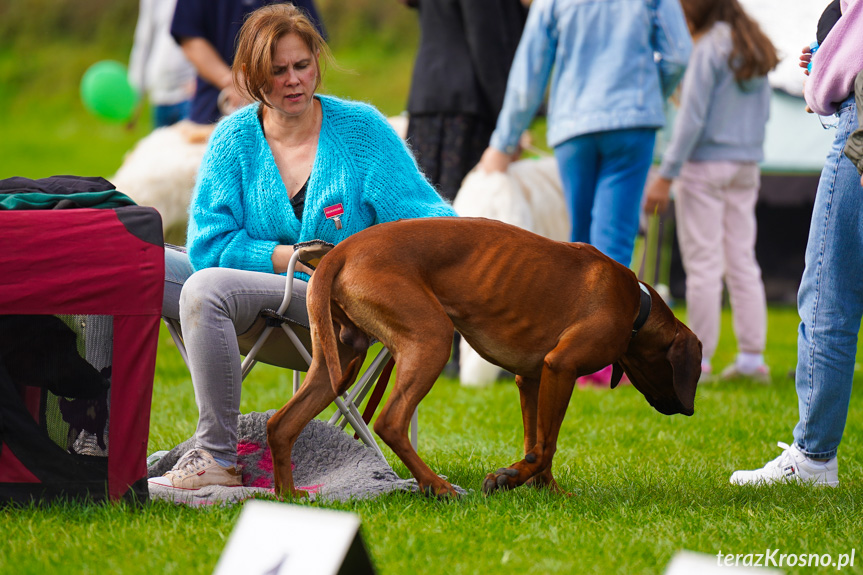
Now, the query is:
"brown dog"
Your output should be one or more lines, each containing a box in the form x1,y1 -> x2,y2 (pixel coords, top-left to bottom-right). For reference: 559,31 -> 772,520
267,217 -> 701,497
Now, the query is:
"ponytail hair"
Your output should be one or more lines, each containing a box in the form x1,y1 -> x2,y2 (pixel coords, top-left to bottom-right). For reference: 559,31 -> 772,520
681,0 -> 779,83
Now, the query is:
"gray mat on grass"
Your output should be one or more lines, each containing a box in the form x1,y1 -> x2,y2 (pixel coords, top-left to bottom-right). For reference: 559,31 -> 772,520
147,411 -> 467,506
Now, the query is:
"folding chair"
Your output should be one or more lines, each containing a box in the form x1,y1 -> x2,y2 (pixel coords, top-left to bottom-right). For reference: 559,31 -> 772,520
162,242 -> 418,459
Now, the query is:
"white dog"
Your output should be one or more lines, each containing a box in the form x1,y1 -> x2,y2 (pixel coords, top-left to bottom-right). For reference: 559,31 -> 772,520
111,121 -> 213,235
453,156 -> 570,386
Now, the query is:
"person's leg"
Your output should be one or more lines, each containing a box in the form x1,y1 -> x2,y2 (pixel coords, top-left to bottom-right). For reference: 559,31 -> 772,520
720,162 -> 768,378
554,135 -> 599,245
793,98 -> 863,460
407,113 -> 443,192
590,128 -> 656,266
163,245 -> 194,320
178,267 -> 307,465
673,161 -> 727,368
731,98 -> 861,486
437,114 -> 495,203
152,100 -> 192,129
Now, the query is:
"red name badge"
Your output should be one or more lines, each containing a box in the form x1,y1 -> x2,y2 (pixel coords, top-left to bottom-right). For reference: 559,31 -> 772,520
324,204 -> 344,219
324,204 -> 344,230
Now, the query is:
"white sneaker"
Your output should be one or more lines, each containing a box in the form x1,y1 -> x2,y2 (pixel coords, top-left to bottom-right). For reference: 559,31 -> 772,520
730,442 -> 839,487
148,448 -> 242,490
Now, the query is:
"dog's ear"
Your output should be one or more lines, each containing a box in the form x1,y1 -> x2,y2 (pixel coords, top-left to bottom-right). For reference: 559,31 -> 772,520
610,362 -> 625,389
666,325 -> 702,415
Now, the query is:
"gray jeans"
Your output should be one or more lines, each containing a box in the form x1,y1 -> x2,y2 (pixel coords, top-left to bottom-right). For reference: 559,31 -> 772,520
163,247 -> 307,464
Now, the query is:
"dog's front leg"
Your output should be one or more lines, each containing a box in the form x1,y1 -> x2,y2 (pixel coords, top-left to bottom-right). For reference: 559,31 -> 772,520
514,375 -> 566,494
483,343 -> 579,494
267,365 -> 338,498
516,375 -> 539,455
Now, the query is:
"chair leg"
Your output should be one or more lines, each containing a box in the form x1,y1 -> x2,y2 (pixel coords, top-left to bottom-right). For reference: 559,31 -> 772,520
334,396 -> 385,458
163,318 -> 189,366
329,348 -> 391,429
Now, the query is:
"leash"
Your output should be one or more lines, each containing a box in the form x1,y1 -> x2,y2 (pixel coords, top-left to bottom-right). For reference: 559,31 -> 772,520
631,282 -> 652,338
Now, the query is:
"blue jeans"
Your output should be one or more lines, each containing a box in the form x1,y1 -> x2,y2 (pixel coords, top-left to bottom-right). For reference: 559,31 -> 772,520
793,96 -> 862,460
153,100 -> 191,129
554,128 -> 656,266
164,247 -> 307,464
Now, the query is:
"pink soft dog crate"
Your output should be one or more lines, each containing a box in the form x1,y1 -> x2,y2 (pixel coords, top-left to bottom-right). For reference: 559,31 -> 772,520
0,176 -> 164,504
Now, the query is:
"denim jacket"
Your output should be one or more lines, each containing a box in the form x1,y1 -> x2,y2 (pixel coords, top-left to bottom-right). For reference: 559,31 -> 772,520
490,0 -> 692,154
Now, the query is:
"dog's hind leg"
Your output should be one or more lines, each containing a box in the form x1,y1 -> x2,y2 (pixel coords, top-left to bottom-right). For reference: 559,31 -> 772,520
267,362 -> 339,498
483,335 -> 581,495
373,325 -> 457,498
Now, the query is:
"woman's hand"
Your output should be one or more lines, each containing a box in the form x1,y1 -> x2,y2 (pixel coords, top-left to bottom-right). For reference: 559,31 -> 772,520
218,85 -> 249,116
643,176 -> 673,215
478,147 -> 512,174
272,245 -> 315,276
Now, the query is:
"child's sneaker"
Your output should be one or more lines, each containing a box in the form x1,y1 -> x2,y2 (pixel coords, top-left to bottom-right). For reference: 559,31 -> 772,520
148,448 -> 242,490
729,442 -> 838,487
698,362 -> 716,383
720,363 -> 771,384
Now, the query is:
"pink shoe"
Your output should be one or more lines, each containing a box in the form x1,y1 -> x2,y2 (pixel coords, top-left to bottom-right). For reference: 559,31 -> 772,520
577,365 -> 614,388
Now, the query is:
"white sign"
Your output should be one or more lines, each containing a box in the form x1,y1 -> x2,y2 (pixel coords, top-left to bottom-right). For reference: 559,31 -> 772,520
214,500 -> 374,575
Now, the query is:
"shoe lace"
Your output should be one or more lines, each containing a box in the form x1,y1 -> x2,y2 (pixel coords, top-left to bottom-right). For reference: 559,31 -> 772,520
169,449 -> 210,476
764,442 -> 796,474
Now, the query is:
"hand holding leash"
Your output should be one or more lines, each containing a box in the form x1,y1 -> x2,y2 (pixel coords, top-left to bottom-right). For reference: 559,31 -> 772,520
643,176 -> 672,215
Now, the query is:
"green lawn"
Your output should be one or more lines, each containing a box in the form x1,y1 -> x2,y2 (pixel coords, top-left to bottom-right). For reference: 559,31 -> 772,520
3,25 -> 862,575
3,307 -> 862,574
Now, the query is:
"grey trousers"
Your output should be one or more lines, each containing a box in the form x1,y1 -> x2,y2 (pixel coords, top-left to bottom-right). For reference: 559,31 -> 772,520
163,247 -> 307,464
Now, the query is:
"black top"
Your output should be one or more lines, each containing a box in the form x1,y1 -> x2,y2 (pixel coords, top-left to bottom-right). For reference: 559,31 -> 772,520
290,179 -> 309,221
406,0 -> 527,122
816,0 -> 842,45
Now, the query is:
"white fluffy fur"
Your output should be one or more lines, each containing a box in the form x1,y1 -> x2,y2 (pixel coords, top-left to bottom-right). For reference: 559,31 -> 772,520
452,157 -> 570,386
111,121 -> 212,233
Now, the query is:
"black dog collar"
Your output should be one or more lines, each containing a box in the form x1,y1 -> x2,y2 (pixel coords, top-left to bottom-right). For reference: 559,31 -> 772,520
631,282 -> 652,338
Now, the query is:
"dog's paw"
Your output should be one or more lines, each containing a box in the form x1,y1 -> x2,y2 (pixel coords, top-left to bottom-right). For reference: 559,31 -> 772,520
481,467 -> 519,494
421,482 -> 460,499
273,487 -> 310,500
524,473 -> 572,496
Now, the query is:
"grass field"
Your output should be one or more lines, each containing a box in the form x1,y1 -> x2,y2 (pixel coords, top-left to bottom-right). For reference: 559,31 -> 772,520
3,308 -> 863,574
2,12 -> 862,575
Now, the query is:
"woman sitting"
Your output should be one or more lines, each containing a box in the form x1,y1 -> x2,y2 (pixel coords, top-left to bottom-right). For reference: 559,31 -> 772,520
153,4 -> 455,491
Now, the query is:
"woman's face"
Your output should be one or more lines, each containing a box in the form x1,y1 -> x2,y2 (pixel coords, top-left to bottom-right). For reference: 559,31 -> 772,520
265,32 -> 318,118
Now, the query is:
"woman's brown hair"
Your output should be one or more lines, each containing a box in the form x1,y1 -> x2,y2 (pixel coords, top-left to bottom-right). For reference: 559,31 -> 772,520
681,0 -> 779,83
233,3 -> 334,106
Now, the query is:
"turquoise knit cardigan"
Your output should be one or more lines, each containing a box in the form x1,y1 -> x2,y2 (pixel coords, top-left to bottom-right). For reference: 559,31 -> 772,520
187,95 -> 456,274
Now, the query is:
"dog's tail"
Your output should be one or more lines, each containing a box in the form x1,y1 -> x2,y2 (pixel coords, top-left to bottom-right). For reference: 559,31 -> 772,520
307,252 -> 363,396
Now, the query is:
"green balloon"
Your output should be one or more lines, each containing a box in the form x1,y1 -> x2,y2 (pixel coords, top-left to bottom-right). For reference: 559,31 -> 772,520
80,60 -> 138,122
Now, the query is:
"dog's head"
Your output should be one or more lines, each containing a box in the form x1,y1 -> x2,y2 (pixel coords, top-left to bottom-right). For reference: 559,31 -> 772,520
611,318 -> 701,416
